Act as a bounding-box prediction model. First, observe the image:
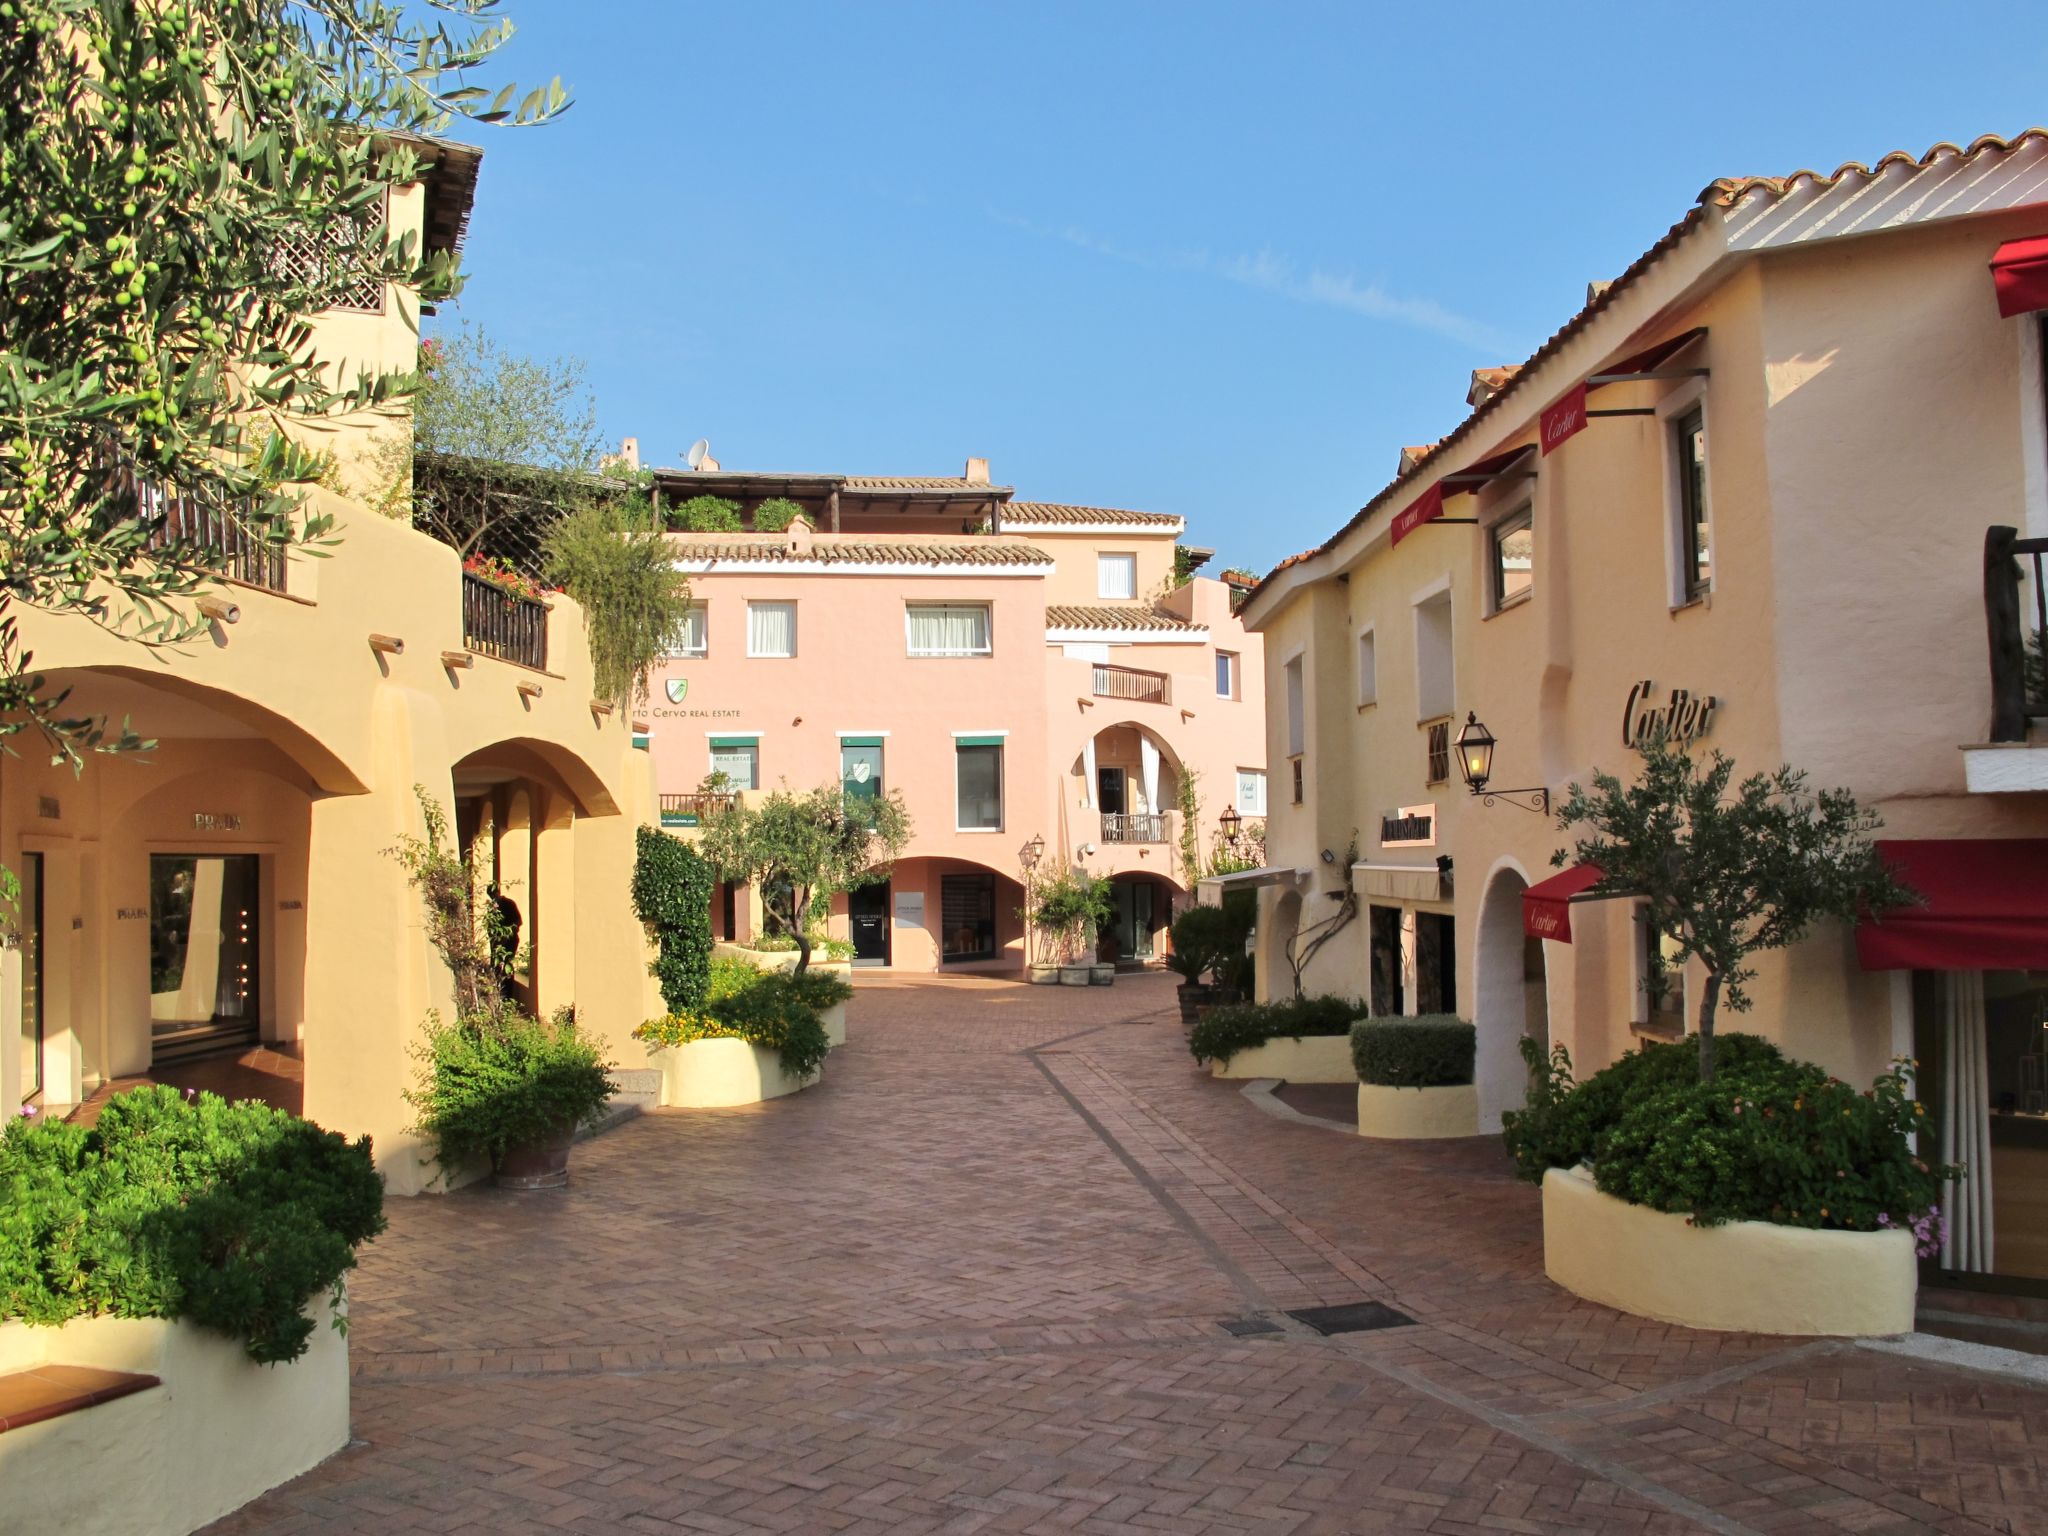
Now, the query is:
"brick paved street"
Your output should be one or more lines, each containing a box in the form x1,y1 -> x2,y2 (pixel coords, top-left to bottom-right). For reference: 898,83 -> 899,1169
209,974 -> 2048,1535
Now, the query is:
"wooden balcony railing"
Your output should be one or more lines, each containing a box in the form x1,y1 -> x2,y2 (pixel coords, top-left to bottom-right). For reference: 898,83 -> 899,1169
118,461 -> 288,593
462,571 -> 549,671
1102,811 -> 1170,844
659,792 -> 738,828
1092,663 -> 1171,706
1987,525 -> 2048,741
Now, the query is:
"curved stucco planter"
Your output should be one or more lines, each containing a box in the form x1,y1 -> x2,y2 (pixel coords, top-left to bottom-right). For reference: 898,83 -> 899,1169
0,1305 -> 349,1536
1356,1081 -> 1479,1139
1210,1033 -> 1357,1082
818,999 -> 847,1047
1541,1165 -> 1917,1336
655,1037 -> 819,1108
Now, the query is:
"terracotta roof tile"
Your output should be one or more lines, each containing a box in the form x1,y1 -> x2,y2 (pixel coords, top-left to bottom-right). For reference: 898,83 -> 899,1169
670,538 -> 1050,566
1700,128 -> 2048,208
1045,604 -> 1207,633
843,476 -> 1002,492
1004,502 -> 1182,527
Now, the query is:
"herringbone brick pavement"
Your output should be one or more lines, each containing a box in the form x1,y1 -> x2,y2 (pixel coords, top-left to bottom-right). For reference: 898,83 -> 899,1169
204,972 -> 2048,1535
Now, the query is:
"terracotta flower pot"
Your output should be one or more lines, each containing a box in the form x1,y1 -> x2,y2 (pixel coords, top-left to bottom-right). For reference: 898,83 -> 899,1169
493,1122 -> 576,1190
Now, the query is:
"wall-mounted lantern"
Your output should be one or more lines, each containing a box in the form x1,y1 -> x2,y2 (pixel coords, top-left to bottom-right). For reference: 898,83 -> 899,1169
1455,712 -> 1550,814
1217,806 -> 1242,845
1018,833 -> 1045,872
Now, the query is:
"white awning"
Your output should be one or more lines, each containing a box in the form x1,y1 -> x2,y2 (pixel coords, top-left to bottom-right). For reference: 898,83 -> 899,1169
1197,866 -> 1307,904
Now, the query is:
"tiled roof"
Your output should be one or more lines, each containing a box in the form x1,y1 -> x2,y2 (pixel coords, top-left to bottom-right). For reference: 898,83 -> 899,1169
844,476 -> 1003,492
1004,502 -> 1182,528
1045,604 -> 1206,633
1250,129 -> 2048,607
670,538 -> 1050,566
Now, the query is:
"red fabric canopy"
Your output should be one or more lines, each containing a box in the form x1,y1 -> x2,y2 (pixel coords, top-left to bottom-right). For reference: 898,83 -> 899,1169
1389,481 -> 1444,545
1391,446 -> 1536,545
1857,839 -> 2048,971
1993,238 -> 2048,318
1523,864 -> 1607,943
1593,326 -> 1708,381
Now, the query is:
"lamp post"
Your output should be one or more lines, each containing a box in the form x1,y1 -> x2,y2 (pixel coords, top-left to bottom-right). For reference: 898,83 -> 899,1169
1454,712 -> 1550,814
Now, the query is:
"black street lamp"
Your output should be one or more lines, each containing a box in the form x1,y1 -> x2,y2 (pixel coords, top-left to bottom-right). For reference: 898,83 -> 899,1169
1455,712 -> 1549,814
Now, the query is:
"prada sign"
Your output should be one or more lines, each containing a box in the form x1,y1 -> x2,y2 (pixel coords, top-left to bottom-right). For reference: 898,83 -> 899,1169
1622,680 -> 1719,749
1380,804 -> 1436,848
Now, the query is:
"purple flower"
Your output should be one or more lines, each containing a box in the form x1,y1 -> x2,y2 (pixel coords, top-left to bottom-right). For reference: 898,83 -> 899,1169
17,1103 -> 36,1119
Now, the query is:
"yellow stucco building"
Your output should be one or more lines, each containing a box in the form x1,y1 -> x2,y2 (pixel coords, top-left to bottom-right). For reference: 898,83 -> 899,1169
0,139 -> 662,1194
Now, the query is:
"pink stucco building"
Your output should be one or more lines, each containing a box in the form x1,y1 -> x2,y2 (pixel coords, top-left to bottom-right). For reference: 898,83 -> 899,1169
634,453 -> 1265,973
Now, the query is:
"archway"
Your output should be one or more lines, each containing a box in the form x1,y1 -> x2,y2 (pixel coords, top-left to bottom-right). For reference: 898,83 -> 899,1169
1257,886 -> 1304,1003
1103,869 -> 1182,964
1475,861 -> 1549,1132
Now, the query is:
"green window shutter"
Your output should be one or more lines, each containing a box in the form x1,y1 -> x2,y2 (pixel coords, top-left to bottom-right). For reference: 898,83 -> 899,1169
708,734 -> 760,750
953,734 -> 1006,748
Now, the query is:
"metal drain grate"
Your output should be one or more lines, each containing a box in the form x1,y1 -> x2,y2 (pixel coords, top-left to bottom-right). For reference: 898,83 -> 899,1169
1217,1315 -> 1284,1338
1285,1301 -> 1417,1336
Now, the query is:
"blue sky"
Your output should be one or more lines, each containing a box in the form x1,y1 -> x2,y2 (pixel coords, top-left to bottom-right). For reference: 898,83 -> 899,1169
446,2 -> 2047,572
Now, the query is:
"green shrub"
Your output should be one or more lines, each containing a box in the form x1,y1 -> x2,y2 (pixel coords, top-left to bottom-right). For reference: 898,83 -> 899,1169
743,932 -> 855,960
0,1086 -> 384,1364
707,953 -> 765,1002
669,494 -> 743,532
752,496 -> 806,532
408,1004 -> 617,1175
1187,994 -> 1362,1066
1500,1033 -> 1947,1237
634,968 -> 840,1081
1168,902 -> 1249,985
632,826 -> 715,1013
1351,1015 -> 1474,1088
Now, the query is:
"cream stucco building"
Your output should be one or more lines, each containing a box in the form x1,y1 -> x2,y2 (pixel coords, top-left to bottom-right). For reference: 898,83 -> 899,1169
0,139 -> 664,1194
1240,132 -> 2048,1292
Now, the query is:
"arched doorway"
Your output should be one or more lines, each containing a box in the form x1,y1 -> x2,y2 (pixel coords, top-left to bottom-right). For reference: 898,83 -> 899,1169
1103,871 -> 1181,964
1475,862 -> 1549,1131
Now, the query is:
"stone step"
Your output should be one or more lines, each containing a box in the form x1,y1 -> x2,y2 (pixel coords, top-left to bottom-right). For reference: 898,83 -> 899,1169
577,1069 -> 661,1142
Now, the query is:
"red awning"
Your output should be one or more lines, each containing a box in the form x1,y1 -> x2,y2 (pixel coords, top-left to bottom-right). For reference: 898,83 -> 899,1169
1390,446 -> 1536,545
1857,839 -> 2048,971
1593,326 -> 1708,381
1992,237 -> 2048,318
1540,327 -> 1709,455
1523,864 -> 1608,943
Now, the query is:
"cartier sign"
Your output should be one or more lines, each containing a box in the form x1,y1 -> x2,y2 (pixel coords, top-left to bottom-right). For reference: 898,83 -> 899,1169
1622,680 -> 1719,748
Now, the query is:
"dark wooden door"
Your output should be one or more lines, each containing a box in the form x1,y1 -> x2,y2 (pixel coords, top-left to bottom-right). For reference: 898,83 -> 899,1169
850,882 -> 890,965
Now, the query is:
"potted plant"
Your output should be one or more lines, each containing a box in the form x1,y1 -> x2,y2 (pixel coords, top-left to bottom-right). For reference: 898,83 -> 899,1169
1028,871 -> 1112,986
1351,1015 -> 1478,1137
1167,902 -> 1247,1021
409,1002 -> 617,1189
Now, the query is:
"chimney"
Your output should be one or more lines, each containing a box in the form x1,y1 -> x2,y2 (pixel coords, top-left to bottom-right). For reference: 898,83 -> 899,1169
964,456 -> 990,485
619,436 -> 640,470
699,452 -> 720,472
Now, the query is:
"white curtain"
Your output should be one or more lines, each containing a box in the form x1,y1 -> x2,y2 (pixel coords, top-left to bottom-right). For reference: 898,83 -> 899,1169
747,602 -> 795,657
908,604 -> 990,656
1081,735 -> 1098,811
671,604 -> 707,657
1939,970 -> 1996,1274
1140,736 -> 1161,816
1098,554 -> 1135,599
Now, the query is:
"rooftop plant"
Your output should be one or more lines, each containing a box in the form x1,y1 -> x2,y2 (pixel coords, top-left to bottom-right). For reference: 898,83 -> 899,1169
752,497 -> 806,532
669,495 -> 744,533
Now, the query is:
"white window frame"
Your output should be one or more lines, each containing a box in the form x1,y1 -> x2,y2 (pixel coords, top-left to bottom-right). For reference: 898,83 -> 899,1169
1215,649 -> 1238,699
1485,504 -> 1535,615
1235,769 -> 1267,816
746,600 -> 798,658
669,601 -> 708,659
903,601 -> 993,658
1356,626 -> 1378,708
953,740 -> 1005,833
1411,577 -> 1454,724
1097,552 -> 1137,600
1658,377 -> 1712,609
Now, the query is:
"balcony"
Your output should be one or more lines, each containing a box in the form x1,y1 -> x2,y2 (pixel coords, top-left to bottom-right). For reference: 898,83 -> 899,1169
1102,811 -> 1171,844
1966,525 -> 2048,792
462,570 -> 550,671
659,792 -> 738,828
1092,663 -> 1171,706
124,464 -> 289,594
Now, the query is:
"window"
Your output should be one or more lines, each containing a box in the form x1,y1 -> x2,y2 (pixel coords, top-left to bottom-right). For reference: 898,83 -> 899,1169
746,601 -> 796,658
1489,508 -> 1534,610
1236,769 -> 1267,816
955,740 -> 1003,830
709,737 -> 759,790
840,738 -> 883,800
669,603 -> 708,658
1424,719 -> 1451,786
1634,903 -> 1686,1029
1097,552 -> 1136,600
1414,588 -> 1453,721
1674,406 -> 1711,600
1215,650 -> 1238,698
906,602 -> 992,657
1284,655 -> 1305,756
1356,628 -> 1377,707
1291,759 -> 1304,805
941,873 -> 997,961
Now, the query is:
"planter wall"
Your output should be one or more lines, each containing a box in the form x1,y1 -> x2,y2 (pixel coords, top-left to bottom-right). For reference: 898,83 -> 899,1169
711,944 -> 853,984
1541,1165 -> 1917,1336
0,1307 -> 349,1536
654,1036 -> 819,1109
1210,1033 -> 1356,1082
819,999 -> 847,1048
1355,1081 -> 1479,1140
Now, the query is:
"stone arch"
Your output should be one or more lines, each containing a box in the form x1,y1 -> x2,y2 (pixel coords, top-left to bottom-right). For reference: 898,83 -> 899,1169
450,735 -> 618,819
1474,857 -> 1549,1133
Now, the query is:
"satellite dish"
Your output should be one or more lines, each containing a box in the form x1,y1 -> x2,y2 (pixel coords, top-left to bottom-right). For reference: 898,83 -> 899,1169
685,439 -> 710,470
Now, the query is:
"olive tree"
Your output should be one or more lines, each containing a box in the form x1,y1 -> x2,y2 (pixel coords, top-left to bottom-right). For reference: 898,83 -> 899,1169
1554,732 -> 1913,1081
699,785 -> 912,975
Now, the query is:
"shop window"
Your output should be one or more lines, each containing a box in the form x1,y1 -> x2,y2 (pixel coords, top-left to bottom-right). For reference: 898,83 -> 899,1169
956,740 -> 1003,831
1633,902 -> 1686,1030
1368,904 -> 1404,1017
148,854 -> 259,1058
1489,507 -> 1534,611
941,873 -> 997,962
840,738 -> 884,799
710,738 -> 759,790
1415,910 -> 1456,1015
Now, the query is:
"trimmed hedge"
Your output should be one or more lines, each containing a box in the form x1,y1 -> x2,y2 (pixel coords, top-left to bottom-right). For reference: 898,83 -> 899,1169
0,1086 -> 384,1364
1501,1032 -> 1948,1237
1187,994 -> 1363,1066
631,826 -> 715,1014
1351,1015 -> 1474,1088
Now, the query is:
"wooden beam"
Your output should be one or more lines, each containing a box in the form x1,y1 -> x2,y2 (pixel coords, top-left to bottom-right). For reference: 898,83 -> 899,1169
829,488 -> 840,533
